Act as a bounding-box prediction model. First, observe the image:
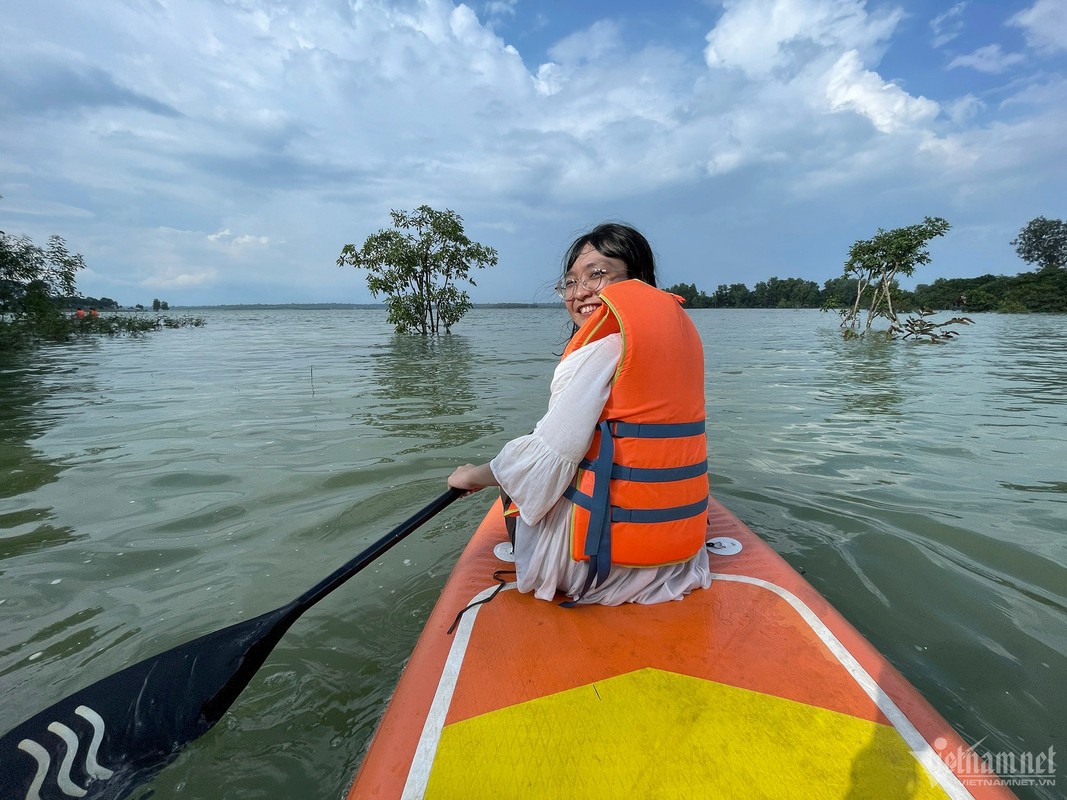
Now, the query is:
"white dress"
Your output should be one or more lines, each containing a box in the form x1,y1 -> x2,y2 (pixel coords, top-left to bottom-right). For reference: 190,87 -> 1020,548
489,334 -> 712,605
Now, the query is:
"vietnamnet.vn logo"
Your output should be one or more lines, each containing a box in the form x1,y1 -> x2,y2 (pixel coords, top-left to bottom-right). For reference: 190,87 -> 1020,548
929,736 -> 1057,790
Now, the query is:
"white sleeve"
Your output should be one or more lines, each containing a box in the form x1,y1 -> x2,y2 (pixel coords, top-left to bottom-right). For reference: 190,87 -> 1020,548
490,334 -> 622,525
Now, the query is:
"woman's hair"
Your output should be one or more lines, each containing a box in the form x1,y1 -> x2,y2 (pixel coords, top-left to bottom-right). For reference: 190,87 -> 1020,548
562,223 -> 657,287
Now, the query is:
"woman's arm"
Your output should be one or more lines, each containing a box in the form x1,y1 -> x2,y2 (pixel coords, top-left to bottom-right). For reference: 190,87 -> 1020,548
485,335 -> 621,522
447,462 -> 498,493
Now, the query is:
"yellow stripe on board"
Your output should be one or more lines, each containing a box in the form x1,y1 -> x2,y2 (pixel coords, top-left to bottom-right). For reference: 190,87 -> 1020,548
424,668 -> 951,800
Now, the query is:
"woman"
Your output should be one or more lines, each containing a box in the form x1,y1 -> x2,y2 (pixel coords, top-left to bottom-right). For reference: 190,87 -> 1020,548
448,223 -> 711,605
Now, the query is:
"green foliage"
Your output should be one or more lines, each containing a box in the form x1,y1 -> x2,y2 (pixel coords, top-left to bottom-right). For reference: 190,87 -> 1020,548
890,309 -> 974,343
665,282 -> 713,308
1,308 -> 206,350
59,295 -> 120,310
673,277 -> 825,310
836,216 -> 951,334
712,283 -> 755,308
913,269 -> 1067,313
2,197 -> 89,348
337,206 -> 498,335
1,233 -> 84,317
753,276 -> 822,308
1012,217 -> 1067,273
820,275 -> 857,311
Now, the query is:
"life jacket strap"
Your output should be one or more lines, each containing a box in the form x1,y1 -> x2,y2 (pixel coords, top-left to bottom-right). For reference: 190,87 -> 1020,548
577,458 -> 708,482
564,486 -> 708,523
609,420 -> 705,438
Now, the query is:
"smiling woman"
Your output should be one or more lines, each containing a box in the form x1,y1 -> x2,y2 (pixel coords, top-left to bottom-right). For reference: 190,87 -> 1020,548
448,222 -> 711,607
556,222 -> 657,329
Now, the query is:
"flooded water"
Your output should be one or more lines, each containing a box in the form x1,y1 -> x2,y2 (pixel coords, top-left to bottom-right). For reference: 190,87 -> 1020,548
1,307 -> 1063,799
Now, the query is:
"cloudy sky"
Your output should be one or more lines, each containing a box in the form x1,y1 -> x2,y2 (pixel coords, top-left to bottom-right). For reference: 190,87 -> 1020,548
2,0 -> 1065,306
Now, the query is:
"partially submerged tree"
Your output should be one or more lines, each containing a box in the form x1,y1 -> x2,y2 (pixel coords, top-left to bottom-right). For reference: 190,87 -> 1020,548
1,233 -> 83,319
2,196 -> 202,349
2,198 -> 87,346
1012,216 -> 1067,273
835,216 -> 970,340
337,206 -> 498,335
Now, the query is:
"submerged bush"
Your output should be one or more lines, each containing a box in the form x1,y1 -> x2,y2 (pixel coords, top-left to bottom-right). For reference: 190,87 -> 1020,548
0,312 -> 206,350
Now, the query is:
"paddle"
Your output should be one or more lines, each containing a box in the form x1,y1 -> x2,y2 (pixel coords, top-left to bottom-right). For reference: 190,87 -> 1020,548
0,487 -> 463,800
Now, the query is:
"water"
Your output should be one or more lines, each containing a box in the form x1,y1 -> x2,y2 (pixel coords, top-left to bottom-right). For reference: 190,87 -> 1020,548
1,308 -> 1063,799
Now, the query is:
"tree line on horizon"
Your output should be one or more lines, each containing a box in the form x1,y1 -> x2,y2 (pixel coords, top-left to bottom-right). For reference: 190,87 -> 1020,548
668,215 -> 1067,314
667,269 -> 1067,314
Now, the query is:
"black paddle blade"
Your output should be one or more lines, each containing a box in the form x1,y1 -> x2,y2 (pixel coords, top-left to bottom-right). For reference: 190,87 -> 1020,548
0,604 -> 296,800
0,488 -> 463,800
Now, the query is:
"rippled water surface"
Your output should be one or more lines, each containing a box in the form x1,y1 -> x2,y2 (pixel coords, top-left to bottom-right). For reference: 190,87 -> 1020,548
1,308 -> 1064,799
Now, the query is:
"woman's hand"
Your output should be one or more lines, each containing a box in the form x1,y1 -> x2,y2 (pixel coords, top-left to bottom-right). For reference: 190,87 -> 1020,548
447,463 -> 498,494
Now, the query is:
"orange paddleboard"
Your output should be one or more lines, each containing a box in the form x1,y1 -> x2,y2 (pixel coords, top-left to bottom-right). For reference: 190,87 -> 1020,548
348,496 -> 1017,799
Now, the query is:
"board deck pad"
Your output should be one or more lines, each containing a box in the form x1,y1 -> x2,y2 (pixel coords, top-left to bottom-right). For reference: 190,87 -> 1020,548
348,498 -> 1017,800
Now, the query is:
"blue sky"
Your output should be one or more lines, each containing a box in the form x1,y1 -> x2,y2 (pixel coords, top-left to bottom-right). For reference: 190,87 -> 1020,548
1,0 -> 1064,306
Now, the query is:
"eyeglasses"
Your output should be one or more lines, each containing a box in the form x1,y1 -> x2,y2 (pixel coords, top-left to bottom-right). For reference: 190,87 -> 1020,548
554,267 -> 628,300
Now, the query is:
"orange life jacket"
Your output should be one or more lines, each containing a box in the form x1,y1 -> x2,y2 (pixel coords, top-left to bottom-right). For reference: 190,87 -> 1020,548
561,279 -> 708,595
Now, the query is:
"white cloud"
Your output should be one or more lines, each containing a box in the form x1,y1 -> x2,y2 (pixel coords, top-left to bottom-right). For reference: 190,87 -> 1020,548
930,2 -> 967,49
1009,0 -> 1067,54
824,50 -> 940,133
700,1 -> 939,142
232,234 -> 269,246
0,198 -> 95,219
144,268 -> 219,289
945,94 -> 985,125
208,229 -> 270,247
704,0 -> 902,77
534,62 -> 564,96
547,18 -> 623,64
948,44 -> 1025,74
481,0 -> 518,27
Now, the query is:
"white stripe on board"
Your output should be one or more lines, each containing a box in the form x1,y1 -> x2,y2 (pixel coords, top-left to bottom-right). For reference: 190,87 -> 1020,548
398,575 -> 976,800
709,572 -> 975,800
401,582 -> 517,800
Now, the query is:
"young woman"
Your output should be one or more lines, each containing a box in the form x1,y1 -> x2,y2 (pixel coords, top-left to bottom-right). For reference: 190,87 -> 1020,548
448,223 -> 711,605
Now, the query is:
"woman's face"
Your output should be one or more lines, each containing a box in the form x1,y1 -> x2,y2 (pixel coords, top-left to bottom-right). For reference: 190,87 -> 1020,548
562,243 -> 629,327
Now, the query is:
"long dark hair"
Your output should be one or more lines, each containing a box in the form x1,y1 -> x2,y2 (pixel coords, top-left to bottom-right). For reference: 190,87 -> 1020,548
562,223 -> 657,287
558,223 -> 658,344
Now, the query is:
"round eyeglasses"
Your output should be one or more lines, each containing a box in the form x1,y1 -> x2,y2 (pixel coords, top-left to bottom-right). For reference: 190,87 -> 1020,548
554,267 -> 627,300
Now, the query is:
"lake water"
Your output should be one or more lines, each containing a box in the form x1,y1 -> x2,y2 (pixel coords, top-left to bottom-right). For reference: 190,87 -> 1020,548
1,308 -> 1064,799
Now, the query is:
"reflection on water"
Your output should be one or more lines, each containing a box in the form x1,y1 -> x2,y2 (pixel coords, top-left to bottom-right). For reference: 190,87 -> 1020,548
362,333 -> 501,451
816,331 -> 904,418
0,355 -> 68,499
0,352 -> 81,570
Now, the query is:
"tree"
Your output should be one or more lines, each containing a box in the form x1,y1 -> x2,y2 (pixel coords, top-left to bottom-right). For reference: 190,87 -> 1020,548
838,216 -> 951,335
1,233 -> 84,318
337,206 -> 498,335
666,282 -> 712,308
2,194 -> 87,346
1012,217 -> 1067,273
712,283 -> 753,308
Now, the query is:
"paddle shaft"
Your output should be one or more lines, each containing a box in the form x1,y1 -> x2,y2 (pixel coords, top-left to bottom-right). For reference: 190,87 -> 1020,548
0,487 -> 463,800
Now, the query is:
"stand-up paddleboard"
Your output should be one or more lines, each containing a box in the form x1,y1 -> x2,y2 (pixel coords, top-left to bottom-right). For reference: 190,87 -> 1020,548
348,496 -> 1016,799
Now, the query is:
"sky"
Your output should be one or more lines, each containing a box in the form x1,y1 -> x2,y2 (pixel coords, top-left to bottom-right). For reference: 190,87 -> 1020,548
1,0 -> 1065,307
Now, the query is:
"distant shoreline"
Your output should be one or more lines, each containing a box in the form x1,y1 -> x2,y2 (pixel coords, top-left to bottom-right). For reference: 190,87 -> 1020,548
170,302 -> 559,310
